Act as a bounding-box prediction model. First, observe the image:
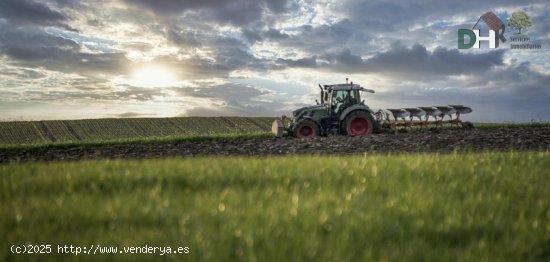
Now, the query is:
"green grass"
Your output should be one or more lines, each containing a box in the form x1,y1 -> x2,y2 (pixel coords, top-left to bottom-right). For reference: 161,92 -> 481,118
2,151 -> 550,261
0,132 -> 272,153
473,121 -> 550,129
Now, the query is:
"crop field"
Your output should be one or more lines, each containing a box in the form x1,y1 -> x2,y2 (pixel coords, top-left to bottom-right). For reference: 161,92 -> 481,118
0,117 -> 274,146
2,152 -> 550,261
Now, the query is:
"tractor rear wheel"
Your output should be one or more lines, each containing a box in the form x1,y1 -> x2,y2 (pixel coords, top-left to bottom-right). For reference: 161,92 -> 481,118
343,111 -> 374,136
292,119 -> 319,138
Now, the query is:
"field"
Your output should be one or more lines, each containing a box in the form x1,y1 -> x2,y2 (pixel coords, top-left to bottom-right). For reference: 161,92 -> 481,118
1,121 -> 550,163
1,117 -> 550,261
2,152 -> 550,261
2,117 -> 549,150
0,117 -> 275,147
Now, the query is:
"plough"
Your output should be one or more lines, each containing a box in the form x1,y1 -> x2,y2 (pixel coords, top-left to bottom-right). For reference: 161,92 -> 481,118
376,105 -> 473,129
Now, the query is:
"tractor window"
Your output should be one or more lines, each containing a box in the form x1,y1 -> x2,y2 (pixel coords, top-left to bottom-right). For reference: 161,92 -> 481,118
331,90 -> 347,115
349,90 -> 360,104
331,90 -> 361,115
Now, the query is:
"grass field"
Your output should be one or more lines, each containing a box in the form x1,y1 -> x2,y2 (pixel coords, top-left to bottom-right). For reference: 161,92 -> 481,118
2,151 -> 549,261
0,117 -> 275,147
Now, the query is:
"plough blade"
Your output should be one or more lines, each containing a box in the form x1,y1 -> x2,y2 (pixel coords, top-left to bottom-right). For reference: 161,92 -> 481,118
449,105 -> 473,114
435,106 -> 457,116
419,107 -> 441,117
404,108 -> 426,120
387,109 -> 410,119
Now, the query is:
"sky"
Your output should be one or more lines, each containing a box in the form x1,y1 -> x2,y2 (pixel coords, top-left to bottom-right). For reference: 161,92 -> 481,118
0,0 -> 549,122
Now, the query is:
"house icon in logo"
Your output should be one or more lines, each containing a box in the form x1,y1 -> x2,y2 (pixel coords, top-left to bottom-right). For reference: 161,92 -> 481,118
458,11 -> 507,49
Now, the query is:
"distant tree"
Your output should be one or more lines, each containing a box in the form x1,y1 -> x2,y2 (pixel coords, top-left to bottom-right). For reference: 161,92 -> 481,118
508,11 -> 532,34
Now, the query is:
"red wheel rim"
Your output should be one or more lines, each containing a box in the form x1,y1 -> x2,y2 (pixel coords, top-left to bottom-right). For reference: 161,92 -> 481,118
349,117 -> 369,135
299,126 -> 313,137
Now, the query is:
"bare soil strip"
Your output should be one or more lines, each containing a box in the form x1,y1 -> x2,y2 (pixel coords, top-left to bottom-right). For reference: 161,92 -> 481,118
1,127 -> 549,163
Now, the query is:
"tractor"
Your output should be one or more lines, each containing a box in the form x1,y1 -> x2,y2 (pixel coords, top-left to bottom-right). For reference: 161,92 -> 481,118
272,80 -> 473,138
272,81 -> 377,138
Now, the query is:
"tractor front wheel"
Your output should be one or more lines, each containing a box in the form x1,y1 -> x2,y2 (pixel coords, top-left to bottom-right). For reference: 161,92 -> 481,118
292,119 -> 319,138
343,111 -> 374,136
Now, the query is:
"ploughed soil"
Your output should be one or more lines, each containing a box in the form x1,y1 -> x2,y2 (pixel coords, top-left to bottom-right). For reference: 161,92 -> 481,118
1,127 -> 550,163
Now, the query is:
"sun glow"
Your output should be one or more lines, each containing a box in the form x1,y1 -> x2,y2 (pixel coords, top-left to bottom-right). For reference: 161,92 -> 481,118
130,65 -> 178,88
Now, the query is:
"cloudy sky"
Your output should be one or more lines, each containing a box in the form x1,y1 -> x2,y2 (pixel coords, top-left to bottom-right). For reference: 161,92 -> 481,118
0,0 -> 548,122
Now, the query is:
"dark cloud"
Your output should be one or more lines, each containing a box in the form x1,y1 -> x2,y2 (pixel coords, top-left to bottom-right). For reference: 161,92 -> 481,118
166,29 -> 201,47
210,37 -> 261,70
174,82 -> 282,116
0,23 -> 130,76
150,35 -> 265,79
465,61 -> 550,95
175,82 -> 267,102
263,28 -> 290,39
0,67 -> 46,79
457,62 -> 550,120
272,20 -> 359,54
341,0 -> 548,33
241,28 -> 290,45
265,0 -> 290,13
0,0 -> 74,30
128,0 -> 291,26
333,49 -> 363,67
130,0 -> 223,14
242,29 -> 263,44
354,44 -> 504,76
531,10 -> 550,36
281,43 -> 505,78
369,60 -> 550,122
244,0 -> 545,63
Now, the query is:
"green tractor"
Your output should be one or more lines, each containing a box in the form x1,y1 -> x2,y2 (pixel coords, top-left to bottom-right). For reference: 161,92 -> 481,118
272,81 -> 376,138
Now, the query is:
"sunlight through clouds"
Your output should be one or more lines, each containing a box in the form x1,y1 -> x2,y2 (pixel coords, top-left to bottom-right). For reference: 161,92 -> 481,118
129,65 -> 178,88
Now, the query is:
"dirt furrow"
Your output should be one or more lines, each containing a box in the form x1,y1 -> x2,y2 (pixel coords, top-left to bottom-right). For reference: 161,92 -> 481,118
1,127 -> 549,163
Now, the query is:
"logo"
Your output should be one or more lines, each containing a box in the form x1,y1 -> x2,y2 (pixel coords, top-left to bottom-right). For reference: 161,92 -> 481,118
458,11 -> 506,49
458,11 -> 541,50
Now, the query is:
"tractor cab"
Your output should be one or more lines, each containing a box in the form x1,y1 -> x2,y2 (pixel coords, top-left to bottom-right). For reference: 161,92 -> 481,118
320,83 -> 374,116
